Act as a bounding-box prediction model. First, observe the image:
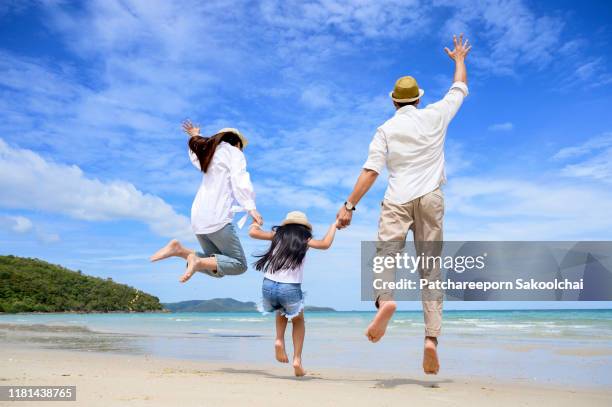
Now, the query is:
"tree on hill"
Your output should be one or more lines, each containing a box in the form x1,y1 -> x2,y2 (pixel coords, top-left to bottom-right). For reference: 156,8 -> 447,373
0,255 -> 163,313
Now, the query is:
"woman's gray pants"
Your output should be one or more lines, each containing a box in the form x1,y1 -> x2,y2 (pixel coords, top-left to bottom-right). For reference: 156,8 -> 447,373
195,223 -> 247,278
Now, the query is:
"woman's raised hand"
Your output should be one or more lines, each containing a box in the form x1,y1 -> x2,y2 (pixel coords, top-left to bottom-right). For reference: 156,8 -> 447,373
182,120 -> 201,137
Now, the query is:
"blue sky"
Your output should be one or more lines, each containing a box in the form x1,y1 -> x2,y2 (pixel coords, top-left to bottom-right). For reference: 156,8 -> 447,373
1,0 -> 611,310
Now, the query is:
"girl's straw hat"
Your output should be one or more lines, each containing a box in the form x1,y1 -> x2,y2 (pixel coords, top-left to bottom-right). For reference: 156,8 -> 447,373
389,76 -> 425,103
217,127 -> 248,149
281,211 -> 312,231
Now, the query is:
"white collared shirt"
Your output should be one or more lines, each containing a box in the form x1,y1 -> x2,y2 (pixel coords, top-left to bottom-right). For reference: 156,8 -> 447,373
189,141 -> 256,234
363,81 -> 469,204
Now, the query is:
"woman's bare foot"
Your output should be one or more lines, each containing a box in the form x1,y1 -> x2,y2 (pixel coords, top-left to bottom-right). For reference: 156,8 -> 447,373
179,253 -> 199,283
423,336 -> 440,374
150,239 -> 183,262
275,339 -> 289,363
365,300 -> 397,342
293,357 -> 306,377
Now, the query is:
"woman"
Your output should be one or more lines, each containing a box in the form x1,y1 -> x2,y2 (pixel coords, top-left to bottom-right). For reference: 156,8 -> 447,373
150,120 -> 263,283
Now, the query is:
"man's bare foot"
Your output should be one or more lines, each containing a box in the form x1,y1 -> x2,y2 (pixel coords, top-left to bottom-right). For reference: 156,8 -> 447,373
275,339 -> 289,363
365,300 -> 397,343
293,357 -> 306,377
179,253 -> 198,283
150,239 -> 182,262
423,336 -> 440,374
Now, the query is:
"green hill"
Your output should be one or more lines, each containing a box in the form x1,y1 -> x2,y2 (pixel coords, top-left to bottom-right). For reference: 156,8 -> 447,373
0,255 -> 163,313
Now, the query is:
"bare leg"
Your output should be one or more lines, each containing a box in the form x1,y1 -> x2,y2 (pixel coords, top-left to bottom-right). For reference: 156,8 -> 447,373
180,253 -> 217,283
150,239 -> 194,262
365,300 -> 397,343
274,312 -> 289,363
291,312 -> 306,377
423,336 -> 440,374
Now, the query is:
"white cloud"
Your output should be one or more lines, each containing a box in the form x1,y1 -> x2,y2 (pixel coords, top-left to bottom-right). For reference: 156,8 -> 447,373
553,133 -> 612,160
0,214 -> 61,244
259,0 -> 428,39
0,215 -> 33,234
0,139 -> 191,239
10,216 -> 32,233
37,231 -> 61,244
572,58 -> 612,88
553,133 -> 612,182
300,84 -> 334,109
444,176 -> 612,240
560,153 -> 612,182
439,0 -> 564,75
488,122 -> 513,132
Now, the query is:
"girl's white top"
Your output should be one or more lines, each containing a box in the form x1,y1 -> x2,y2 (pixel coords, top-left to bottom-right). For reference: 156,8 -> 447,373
189,142 -> 256,234
264,261 -> 305,284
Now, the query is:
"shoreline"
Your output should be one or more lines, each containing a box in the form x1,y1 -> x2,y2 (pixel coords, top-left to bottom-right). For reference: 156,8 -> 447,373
2,345 -> 611,407
3,308 -> 612,315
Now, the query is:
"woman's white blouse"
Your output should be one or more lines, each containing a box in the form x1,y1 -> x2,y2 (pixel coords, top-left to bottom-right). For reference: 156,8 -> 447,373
189,142 -> 256,234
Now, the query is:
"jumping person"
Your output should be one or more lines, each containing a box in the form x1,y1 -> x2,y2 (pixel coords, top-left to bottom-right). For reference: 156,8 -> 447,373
150,120 -> 263,283
249,211 -> 338,377
336,35 -> 472,374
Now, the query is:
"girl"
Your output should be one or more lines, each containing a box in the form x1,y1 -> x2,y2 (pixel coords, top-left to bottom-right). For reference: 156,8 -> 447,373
249,211 -> 337,377
150,120 -> 263,283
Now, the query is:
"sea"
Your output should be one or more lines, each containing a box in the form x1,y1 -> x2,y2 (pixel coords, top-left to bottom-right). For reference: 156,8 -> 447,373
1,309 -> 611,388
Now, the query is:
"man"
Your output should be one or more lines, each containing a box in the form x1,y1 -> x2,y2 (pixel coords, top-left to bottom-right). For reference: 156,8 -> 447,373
336,34 -> 471,375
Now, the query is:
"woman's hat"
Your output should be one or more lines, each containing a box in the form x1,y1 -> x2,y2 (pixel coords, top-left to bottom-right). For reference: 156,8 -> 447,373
281,211 -> 312,231
217,127 -> 248,149
389,76 -> 425,103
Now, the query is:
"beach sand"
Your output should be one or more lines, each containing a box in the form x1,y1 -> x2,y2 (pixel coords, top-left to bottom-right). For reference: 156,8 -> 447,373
1,346 -> 610,407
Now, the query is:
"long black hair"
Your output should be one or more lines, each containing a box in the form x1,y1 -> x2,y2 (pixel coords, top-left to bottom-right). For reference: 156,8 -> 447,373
189,132 -> 243,173
254,224 -> 312,273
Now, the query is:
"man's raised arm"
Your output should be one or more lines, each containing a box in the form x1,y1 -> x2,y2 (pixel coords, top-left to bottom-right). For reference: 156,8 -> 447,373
426,34 -> 471,122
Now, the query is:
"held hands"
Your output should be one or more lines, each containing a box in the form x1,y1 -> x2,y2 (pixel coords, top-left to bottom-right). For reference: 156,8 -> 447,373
444,34 -> 471,61
249,209 -> 264,226
336,205 -> 353,230
182,120 -> 201,138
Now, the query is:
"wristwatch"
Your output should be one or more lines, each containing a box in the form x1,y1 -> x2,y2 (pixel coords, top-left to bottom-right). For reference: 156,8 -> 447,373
344,201 -> 356,211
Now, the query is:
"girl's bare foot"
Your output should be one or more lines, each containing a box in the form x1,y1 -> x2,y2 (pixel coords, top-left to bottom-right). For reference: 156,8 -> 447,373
365,300 -> 397,342
179,253 -> 198,283
274,339 -> 289,363
423,336 -> 440,374
150,239 -> 182,262
293,357 -> 306,377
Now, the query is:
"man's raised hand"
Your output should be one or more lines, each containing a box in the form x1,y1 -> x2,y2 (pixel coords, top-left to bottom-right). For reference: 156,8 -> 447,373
444,34 -> 471,61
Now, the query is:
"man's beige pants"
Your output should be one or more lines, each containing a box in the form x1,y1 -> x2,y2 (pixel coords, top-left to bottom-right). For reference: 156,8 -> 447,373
375,187 -> 444,337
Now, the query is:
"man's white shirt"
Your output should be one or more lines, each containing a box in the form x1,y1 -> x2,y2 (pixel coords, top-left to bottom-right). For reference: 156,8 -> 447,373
189,142 -> 256,234
363,81 -> 469,204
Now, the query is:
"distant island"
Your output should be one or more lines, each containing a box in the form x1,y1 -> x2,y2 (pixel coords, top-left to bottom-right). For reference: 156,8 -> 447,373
0,255 -> 163,313
163,298 -> 336,313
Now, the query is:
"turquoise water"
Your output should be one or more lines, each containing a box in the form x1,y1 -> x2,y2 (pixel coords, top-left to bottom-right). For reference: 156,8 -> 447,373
1,310 -> 611,387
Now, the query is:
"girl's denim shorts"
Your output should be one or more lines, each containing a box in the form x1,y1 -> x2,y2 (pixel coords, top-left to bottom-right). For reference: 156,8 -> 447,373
261,278 -> 304,320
